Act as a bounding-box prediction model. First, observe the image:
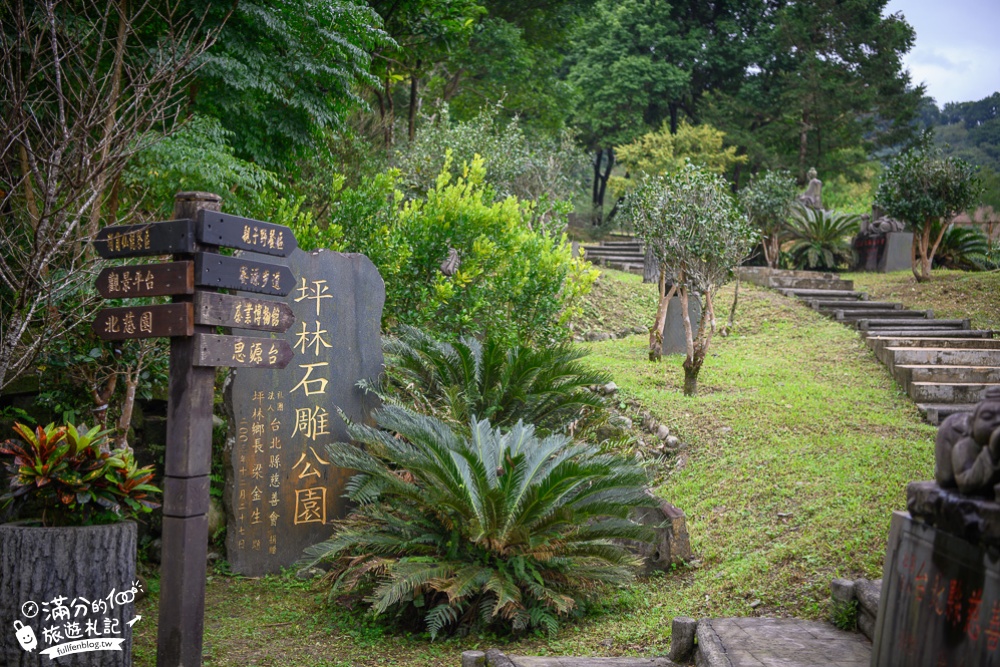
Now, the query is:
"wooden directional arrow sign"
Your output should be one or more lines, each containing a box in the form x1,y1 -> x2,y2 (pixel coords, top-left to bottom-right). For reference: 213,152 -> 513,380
197,210 -> 298,257
193,334 -> 293,369
193,292 -> 295,333
93,219 -> 197,259
93,303 -> 194,340
194,253 -> 294,297
96,261 -> 194,299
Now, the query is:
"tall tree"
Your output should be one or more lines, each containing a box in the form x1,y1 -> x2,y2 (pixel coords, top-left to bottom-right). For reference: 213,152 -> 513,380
704,0 -> 921,182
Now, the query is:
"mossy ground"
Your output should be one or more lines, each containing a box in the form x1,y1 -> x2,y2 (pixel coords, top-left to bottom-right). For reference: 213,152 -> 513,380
132,267 -> 990,666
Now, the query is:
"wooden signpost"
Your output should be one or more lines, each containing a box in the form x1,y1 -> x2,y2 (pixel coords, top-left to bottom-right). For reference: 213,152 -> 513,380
90,194 -> 298,667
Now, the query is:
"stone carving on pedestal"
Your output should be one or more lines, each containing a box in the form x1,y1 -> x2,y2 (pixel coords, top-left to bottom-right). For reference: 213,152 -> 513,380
797,167 -> 823,210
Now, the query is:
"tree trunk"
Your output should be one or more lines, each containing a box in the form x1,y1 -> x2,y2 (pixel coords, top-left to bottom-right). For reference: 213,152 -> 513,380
678,281 -> 697,396
408,63 -> 420,142
683,363 -> 698,396
649,278 -> 677,362
798,109 -> 810,183
0,522 -> 136,667
723,278 -> 740,335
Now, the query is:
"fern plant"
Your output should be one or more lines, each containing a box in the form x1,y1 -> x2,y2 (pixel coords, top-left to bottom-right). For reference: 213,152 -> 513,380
364,326 -> 612,436
299,406 -> 654,638
786,207 -> 860,270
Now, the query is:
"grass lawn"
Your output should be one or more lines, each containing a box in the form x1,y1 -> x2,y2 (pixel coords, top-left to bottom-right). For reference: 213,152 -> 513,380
134,268 -> 947,666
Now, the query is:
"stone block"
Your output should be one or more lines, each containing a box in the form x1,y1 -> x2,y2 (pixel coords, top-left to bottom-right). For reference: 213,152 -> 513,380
623,496 -> 692,574
660,295 -> 701,356
830,578 -> 855,604
853,578 -> 881,616
462,650 -> 486,667
668,616 -> 697,663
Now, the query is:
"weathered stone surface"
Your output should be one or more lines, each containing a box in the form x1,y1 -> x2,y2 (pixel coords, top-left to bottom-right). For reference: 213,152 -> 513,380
857,609 -> 875,642
906,480 -> 1000,549
486,648 -> 517,667
660,295 -> 702,356
830,578 -> 855,603
871,511 -> 1000,666
696,617 -> 870,667
656,425 -> 670,441
224,249 -> 385,576
462,650 -> 486,667
853,579 -> 880,616
512,659 -> 675,666
602,382 -> 618,395
669,616 -> 697,663
622,497 -> 692,574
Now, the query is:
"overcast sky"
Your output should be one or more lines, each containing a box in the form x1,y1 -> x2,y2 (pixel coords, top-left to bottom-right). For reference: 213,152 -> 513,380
884,0 -> 1000,106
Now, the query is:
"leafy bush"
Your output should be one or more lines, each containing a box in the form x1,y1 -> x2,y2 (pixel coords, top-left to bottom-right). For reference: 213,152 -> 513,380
738,170 -> 799,269
1,423 -> 160,526
786,207 -> 860,271
366,326 -> 611,436
392,155 -> 597,346
394,104 -> 590,209
291,156 -> 596,347
299,406 -> 653,638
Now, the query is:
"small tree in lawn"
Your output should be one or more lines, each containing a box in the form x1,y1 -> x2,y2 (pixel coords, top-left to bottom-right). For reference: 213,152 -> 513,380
739,170 -> 798,269
876,145 -> 984,282
624,163 -> 756,396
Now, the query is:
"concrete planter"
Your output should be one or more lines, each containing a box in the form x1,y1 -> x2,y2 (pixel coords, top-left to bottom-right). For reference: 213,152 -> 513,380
0,521 -> 137,667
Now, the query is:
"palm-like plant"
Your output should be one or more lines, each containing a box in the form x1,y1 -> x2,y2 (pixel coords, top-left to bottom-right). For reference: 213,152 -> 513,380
786,207 -> 860,270
366,326 -> 612,436
299,406 -> 653,638
934,225 -> 991,270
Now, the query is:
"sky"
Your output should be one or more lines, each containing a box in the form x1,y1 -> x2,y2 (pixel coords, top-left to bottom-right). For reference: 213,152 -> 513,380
884,0 -> 1000,107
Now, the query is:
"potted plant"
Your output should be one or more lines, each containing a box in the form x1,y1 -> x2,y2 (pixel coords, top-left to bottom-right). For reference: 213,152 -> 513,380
0,422 -> 160,666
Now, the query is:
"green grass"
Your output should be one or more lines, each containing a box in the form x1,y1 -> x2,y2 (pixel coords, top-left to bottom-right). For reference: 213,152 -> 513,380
133,268 -> 945,665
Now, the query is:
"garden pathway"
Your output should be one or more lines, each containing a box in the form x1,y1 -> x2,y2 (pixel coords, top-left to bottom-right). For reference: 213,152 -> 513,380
695,617 -> 871,667
738,267 -> 1000,424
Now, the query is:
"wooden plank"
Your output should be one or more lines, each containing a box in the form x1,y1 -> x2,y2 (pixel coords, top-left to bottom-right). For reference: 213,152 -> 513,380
193,291 -> 295,333
194,253 -> 294,297
91,303 -> 193,340
193,333 -> 293,369
96,261 -> 194,299
196,210 -> 297,257
93,219 -> 197,259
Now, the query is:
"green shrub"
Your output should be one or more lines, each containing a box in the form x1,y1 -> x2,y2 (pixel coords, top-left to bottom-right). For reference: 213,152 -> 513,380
366,326 -> 611,436
299,406 -> 653,638
738,170 -> 798,269
786,207 -> 860,271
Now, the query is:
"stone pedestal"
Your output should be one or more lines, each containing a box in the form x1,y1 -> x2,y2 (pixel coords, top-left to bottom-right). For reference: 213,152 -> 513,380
853,232 -> 912,273
660,295 -> 702,356
872,490 -> 1000,666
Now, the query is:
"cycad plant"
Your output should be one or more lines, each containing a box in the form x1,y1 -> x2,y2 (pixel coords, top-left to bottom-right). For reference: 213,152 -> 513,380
786,207 -> 860,270
299,406 -> 653,638
365,326 -> 611,436
934,225 -> 991,270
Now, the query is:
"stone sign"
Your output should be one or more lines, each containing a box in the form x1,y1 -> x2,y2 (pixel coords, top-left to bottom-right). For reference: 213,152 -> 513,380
224,249 -> 385,576
872,510 -> 1000,666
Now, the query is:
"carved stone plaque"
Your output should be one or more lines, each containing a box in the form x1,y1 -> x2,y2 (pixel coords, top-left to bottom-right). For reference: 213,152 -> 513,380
224,249 -> 385,576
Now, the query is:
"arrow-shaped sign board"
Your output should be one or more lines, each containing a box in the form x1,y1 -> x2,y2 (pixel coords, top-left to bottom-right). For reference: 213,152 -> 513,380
196,211 -> 298,257
92,303 -> 194,340
93,219 -> 197,259
193,291 -> 295,333
193,333 -> 293,369
96,261 -> 194,299
194,253 -> 294,297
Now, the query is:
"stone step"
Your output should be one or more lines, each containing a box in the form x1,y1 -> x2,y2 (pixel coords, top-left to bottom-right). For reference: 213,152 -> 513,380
869,336 -> 1000,365
603,260 -> 645,275
835,309 -> 931,322
895,365 -> 1000,389
909,382 -> 1000,404
885,347 -> 1000,370
917,403 -> 977,425
780,288 -> 868,300
582,248 -> 645,260
809,300 -> 901,310
767,276 -> 854,290
512,658 -> 674,667
857,318 -> 969,331
861,328 -> 994,340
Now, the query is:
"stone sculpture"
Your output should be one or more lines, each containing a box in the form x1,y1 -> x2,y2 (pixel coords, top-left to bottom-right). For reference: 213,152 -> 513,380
934,387 -> 1000,495
797,167 -> 823,210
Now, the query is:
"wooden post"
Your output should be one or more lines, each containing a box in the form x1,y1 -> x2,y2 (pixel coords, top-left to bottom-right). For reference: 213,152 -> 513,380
157,191 -> 222,667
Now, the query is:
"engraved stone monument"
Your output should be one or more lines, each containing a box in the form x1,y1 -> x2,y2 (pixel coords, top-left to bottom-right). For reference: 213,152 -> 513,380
871,389 -> 1000,666
224,249 -> 385,576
